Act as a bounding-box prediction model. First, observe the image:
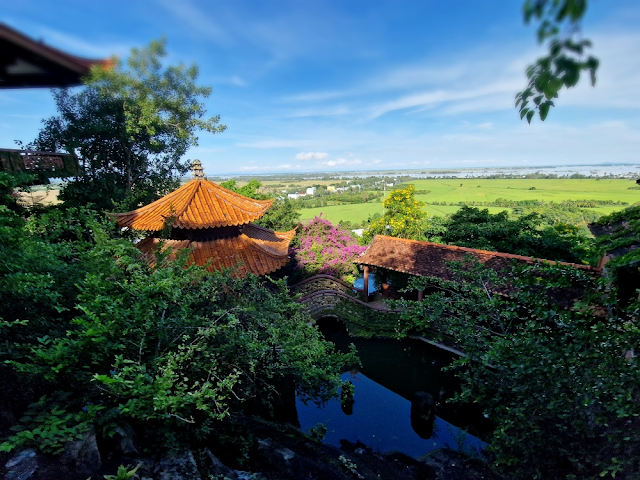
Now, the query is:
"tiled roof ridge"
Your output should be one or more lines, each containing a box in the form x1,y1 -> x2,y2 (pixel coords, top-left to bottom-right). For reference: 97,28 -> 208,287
243,224 -> 296,257
364,235 -> 600,272
115,179 -> 274,230
241,234 -> 289,258
207,180 -> 274,211
244,222 -> 297,237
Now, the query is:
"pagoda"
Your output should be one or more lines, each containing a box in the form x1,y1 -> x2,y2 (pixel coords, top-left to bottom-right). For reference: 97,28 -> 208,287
115,160 -> 296,277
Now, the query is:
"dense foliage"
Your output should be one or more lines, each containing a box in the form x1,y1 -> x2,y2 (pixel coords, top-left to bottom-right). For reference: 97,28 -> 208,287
362,184 -> 427,242
292,216 -> 365,283
0,204 -> 352,456
442,206 -> 594,263
392,259 -> 640,480
219,179 -> 301,231
30,39 -> 226,211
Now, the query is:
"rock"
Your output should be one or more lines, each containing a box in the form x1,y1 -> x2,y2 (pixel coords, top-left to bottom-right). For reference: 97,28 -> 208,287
112,423 -> 139,456
202,448 -> 238,479
154,449 -> 201,480
5,449 -> 38,480
60,429 -> 102,474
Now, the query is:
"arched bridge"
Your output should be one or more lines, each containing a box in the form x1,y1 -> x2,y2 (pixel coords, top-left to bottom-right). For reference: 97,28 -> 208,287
288,274 -> 400,320
288,275 -> 464,357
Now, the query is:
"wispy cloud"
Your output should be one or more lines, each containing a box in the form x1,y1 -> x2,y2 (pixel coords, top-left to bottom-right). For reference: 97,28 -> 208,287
295,152 -> 329,161
34,26 -> 129,58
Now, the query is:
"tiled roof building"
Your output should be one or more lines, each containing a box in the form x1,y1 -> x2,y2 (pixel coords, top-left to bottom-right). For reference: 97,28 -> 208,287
115,161 -> 295,276
356,235 -> 601,307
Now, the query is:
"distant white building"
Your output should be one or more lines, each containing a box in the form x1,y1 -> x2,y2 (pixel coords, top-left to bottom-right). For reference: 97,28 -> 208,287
287,192 -> 306,200
306,187 -> 316,195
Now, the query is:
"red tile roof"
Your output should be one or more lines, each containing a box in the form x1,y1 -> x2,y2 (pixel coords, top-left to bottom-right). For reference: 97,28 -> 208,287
115,179 -> 273,231
356,235 -> 600,278
356,236 -> 601,308
135,224 -> 295,277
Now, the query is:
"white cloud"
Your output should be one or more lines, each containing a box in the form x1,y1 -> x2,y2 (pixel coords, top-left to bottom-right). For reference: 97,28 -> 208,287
326,158 -> 346,167
295,152 -> 329,161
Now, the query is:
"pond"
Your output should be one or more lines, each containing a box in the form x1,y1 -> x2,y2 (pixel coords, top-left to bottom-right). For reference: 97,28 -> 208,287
296,318 -> 490,459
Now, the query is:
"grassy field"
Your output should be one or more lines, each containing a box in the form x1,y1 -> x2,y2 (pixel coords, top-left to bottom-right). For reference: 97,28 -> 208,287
410,178 -> 639,204
299,202 -> 510,223
20,178 -> 638,226
299,178 -> 638,224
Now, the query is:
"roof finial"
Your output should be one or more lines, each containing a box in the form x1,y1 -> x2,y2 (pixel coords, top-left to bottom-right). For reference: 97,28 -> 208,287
192,159 -> 205,179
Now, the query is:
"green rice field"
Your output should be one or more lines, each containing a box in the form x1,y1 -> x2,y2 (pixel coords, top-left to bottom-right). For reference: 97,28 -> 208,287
299,178 -> 639,224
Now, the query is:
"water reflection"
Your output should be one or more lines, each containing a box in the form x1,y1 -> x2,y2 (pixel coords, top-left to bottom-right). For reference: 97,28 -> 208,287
297,371 -> 486,458
296,319 -> 490,458
410,391 -> 436,439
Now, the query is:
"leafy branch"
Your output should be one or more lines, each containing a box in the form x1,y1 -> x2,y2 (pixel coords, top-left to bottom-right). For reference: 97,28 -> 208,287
516,0 -> 599,122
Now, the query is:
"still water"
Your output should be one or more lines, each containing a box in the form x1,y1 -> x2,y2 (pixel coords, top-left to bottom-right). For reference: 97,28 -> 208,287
296,319 -> 489,459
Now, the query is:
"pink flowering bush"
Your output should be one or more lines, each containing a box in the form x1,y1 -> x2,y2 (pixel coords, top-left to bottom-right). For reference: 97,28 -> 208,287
292,216 -> 366,283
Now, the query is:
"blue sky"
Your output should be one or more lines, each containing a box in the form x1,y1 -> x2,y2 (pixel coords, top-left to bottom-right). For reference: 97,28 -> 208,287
2,0 -> 640,174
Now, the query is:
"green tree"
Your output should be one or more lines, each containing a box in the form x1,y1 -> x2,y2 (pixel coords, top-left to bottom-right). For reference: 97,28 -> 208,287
1,220 -> 353,454
32,38 -> 226,211
220,179 -> 268,199
219,179 -> 301,230
516,0 -> 599,122
256,198 -> 301,231
394,260 -> 640,479
362,184 -> 427,242
443,206 -> 593,263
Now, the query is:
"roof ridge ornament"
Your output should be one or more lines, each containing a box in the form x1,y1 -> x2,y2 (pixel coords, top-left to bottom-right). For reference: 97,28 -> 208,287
192,159 -> 205,179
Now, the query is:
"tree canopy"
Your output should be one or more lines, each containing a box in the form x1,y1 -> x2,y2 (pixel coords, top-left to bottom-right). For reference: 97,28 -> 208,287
443,206 -> 593,264
32,38 -> 226,211
0,204 -> 352,455
219,179 -> 301,231
394,259 -> 640,479
362,184 -> 427,243
293,216 -> 365,283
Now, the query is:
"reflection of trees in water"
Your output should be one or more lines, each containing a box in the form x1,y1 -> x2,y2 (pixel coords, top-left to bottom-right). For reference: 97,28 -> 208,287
340,380 -> 355,416
410,391 -> 436,439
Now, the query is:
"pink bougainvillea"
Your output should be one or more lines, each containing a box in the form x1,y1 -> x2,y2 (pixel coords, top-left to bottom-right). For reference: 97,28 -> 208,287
292,215 -> 366,283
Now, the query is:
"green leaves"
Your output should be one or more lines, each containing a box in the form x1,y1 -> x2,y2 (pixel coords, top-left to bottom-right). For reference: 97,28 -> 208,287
517,1 -> 598,122
35,38 -> 226,212
397,257 -> 640,479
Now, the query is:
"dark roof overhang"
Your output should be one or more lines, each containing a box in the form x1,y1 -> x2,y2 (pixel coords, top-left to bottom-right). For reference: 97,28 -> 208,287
0,23 -> 111,89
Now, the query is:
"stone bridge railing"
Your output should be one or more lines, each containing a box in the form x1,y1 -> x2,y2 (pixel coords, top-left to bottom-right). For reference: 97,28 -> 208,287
290,273 -> 403,321
288,274 -> 359,298
289,275 -> 464,356
296,289 -> 400,319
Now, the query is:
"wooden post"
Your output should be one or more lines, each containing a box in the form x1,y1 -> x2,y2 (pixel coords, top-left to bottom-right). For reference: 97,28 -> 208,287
417,289 -> 424,302
363,266 -> 370,303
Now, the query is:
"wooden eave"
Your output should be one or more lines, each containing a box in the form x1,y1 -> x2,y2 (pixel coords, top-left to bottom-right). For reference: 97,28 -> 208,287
115,179 -> 274,231
136,224 -> 296,277
0,23 -> 112,89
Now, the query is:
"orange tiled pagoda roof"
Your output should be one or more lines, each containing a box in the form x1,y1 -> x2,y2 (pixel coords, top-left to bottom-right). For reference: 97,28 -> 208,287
136,224 -> 296,277
115,178 -> 273,231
